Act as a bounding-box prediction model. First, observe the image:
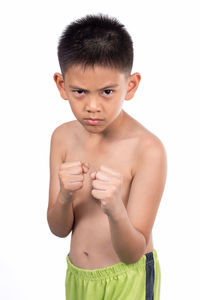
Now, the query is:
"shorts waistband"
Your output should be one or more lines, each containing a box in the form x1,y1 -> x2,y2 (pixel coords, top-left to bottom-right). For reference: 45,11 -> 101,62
66,249 -> 159,280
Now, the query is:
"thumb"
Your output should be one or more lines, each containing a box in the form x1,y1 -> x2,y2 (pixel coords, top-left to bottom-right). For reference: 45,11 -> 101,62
90,171 -> 96,179
82,162 -> 89,173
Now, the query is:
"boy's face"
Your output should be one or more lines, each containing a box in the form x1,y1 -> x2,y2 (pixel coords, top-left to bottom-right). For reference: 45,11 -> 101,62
54,64 -> 140,138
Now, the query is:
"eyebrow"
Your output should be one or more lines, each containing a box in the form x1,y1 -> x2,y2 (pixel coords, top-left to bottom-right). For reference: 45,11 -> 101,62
68,84 -> 119,91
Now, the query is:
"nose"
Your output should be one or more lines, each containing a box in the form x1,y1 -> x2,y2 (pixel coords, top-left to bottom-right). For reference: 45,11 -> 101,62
85,98 -> 101,112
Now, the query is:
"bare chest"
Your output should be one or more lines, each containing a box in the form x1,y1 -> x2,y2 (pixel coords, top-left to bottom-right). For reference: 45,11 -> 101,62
66,139 -> 136,220
65,138 -> 138,268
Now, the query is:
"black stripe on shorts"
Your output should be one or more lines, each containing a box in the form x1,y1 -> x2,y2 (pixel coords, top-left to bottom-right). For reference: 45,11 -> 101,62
145,252 -> 155,300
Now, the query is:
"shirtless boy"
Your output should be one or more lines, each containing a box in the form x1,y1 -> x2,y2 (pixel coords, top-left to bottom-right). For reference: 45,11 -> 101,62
47,13 -> 167,300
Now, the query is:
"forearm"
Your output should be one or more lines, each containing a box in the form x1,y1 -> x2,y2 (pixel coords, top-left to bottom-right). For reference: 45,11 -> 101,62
47,191 -> 74,238
108,205 -> 146,264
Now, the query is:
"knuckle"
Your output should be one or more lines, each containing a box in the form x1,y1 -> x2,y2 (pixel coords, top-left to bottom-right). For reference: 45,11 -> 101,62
75,166 -> 82,173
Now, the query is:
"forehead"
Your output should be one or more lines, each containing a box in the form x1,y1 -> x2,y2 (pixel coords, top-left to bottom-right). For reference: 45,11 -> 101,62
64,64 -> 126,87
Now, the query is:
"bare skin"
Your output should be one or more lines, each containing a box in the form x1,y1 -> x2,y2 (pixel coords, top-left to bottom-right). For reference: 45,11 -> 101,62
57,115 -> 155,269
48,64 -> 167,269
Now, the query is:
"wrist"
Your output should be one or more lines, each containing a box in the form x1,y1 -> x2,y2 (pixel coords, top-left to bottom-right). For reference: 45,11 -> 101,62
58,190 -> 73,204
108,203 -> 127,222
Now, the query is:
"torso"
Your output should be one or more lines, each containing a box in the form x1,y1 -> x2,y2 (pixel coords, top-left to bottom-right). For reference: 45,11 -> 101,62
60,114 -> 154,269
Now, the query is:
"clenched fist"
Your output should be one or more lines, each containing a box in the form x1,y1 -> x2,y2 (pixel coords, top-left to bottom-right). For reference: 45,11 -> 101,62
58,161 -> 89,202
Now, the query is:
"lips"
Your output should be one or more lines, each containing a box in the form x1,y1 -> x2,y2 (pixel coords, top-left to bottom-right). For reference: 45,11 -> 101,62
84,118 -> 103,121
84,118 -> 103,125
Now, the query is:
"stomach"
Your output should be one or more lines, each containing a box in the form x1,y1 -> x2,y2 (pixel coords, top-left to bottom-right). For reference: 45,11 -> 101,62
68,213 -> 122,269
68,212 -> 154,270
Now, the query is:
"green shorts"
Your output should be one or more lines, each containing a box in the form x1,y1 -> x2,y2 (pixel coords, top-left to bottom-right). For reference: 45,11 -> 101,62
65,249 -> 161,300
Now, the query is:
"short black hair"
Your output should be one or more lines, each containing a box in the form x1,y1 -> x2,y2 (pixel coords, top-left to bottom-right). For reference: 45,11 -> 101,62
57,13 -> 134,78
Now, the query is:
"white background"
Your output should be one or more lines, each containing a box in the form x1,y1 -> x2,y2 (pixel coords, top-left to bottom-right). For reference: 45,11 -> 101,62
0,1 -> 199,299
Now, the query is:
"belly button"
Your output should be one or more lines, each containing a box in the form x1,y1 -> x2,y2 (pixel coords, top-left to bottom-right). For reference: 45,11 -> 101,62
83,251 -> 89,256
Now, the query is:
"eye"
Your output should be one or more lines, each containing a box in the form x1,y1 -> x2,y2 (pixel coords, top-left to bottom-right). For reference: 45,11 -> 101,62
103,89 -> 113,95
73,89 -> 85,95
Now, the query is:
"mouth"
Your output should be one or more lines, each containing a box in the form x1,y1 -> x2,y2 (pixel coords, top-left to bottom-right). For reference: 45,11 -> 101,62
84,118 -> 103,125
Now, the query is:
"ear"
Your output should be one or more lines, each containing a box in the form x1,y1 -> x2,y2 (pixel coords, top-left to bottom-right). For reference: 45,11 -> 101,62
125,72 -> 141,100
53,72 -> 68,100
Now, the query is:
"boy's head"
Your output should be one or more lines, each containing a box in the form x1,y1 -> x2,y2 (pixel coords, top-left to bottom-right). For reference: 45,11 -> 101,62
57,13 -> 133,80
54,14 -> 141,137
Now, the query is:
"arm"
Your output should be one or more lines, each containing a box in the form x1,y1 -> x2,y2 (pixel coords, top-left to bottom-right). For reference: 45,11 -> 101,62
108,137 -> 167,263
47,190 -> 74,238
47,127 -> 74,238
108,205 -> 146,264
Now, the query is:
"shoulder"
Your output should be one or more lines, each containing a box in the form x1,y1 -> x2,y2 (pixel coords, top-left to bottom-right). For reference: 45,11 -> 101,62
135,127 -> 167,175
52,120 -> 76,133
126,116 -> 166,155
50,120 -> 77,162
127,117 -> 167,169
137,127 -> 166,152
138,132 -> 167,161
51,120 -> 77,139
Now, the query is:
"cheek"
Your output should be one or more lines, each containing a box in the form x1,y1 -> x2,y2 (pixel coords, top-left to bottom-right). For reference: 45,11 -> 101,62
68,97 -> 81,108
68,101 -> 81,116
106,98 -> 123,114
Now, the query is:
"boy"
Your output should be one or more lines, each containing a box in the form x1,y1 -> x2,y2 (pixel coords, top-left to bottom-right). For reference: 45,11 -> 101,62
47,13 -> 167,300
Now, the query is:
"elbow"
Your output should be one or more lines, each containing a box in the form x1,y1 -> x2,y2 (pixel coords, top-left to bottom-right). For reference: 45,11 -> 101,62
55,232 -> 69,238
122,254 -> 143,264
122,241 -> 147,264
48,225 -> 70,238
122,256 -> 140,264
46,217 -> 70,238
